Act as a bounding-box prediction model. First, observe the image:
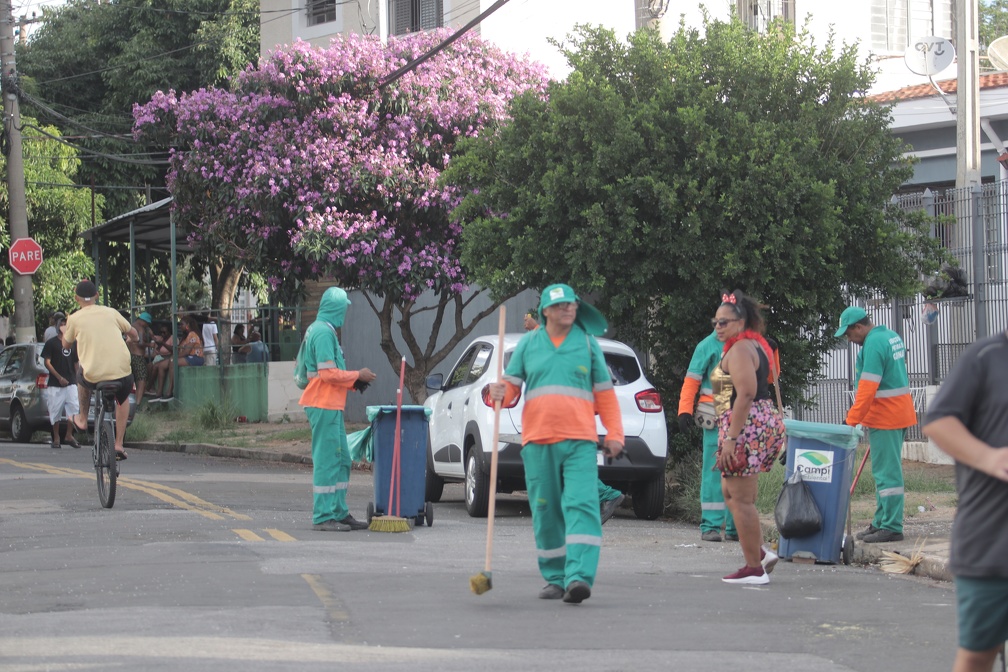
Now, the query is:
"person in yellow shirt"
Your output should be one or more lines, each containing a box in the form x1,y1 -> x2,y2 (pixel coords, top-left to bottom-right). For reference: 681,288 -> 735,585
63,280 -> 138,460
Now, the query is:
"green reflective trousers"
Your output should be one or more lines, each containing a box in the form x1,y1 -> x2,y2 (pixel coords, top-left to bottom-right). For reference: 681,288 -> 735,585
306,407 -> 351,525
522,439 -> 603,588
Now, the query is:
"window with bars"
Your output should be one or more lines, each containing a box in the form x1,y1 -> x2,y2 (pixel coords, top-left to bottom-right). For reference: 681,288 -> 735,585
870,0 -> 954,53
737,0 -> 794,33
307,0 -> 337,26
389,0 -> 443,35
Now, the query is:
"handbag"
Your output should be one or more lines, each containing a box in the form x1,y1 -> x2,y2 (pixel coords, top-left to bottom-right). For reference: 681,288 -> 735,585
774,470 -> 823,538
694,401 -> 718,430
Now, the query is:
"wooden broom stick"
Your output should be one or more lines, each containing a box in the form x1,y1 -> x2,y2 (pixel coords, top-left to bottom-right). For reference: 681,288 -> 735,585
470,306 -> 506,595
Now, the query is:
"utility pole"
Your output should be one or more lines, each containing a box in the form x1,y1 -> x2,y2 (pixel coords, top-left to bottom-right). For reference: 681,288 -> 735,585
1,0 -> 35,342
16,13 -> 40,46
956,0 -> 981,188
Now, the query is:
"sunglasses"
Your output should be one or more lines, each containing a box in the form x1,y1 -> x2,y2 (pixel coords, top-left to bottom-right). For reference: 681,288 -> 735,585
711,317 -> 742,328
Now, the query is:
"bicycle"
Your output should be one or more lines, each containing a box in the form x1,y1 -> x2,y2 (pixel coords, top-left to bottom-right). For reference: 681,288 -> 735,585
91,382 -> 121,508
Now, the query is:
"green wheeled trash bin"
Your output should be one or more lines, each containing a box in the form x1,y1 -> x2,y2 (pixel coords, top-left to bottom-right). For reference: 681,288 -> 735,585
778,420 -> 863,564
366,405 -> 434,528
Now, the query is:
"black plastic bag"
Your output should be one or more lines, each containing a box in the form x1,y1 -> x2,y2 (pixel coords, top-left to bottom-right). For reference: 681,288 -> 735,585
774,471 -> 823,539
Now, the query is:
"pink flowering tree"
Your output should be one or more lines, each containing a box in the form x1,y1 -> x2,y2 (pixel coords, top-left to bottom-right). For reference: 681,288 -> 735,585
134,30 -> 547,399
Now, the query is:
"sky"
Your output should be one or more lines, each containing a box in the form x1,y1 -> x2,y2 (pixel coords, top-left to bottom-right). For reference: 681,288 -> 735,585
14,0 -> 63,39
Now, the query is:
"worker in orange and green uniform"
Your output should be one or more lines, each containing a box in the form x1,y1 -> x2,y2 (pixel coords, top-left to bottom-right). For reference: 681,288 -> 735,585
490,284 -> 623,605
525,308 -> 625,525
299,287 -> 377,532
679,331 -> 738,542
835,306 -> 917,544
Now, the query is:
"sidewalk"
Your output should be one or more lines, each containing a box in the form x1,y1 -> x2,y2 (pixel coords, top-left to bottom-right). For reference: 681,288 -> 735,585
128,432 -> 955,583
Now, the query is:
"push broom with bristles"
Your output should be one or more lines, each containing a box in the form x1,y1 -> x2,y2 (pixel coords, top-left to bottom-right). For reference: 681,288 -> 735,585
470,306 -> 506,595
369,356 -> 412,533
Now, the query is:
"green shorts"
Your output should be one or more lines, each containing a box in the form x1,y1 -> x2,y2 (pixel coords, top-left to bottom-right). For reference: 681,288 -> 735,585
955,575 -> 1008,651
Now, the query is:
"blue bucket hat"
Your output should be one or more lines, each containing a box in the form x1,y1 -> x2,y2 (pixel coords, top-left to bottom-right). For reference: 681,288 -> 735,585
537,283 -> 608,336
138,311 -> 153,324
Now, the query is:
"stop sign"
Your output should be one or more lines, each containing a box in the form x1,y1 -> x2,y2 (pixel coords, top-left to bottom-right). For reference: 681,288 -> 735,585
9,237 -> 43,275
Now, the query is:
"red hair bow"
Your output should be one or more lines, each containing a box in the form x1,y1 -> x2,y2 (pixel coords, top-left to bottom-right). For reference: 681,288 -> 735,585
721,293 -> 736,304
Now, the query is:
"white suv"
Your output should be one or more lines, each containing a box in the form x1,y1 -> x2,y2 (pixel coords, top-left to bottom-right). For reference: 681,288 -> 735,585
423,333 -> 668,519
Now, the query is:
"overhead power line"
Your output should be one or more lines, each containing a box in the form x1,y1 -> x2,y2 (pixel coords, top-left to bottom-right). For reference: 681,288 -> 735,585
21,124 -> 169,166
27,180 -> 170,192
16,84 -> 135,141
380,0 -> 513,90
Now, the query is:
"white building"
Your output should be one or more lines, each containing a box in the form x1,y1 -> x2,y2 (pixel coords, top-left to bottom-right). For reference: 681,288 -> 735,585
878,73 -> 1008,188
259,1 -> 958,93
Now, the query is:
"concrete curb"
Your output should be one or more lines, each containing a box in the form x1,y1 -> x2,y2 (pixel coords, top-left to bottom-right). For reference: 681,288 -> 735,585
131,441 -> 313,465
852,542 -> 952,583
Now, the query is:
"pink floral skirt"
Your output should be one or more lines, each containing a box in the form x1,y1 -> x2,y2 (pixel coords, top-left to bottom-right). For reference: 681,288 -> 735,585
717,398 -> 785,477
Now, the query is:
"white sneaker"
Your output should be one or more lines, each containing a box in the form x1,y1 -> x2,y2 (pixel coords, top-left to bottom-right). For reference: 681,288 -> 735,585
761,544 -> 779,574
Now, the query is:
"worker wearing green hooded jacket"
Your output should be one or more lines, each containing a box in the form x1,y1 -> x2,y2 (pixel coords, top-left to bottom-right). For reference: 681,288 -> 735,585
489,284 -> 623,604
299,287 -> 377,532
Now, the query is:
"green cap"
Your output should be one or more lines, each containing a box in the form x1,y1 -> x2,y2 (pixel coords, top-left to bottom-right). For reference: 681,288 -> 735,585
537,283 -> 608,336
834,306 -> 868,338
138,311 -> 153,324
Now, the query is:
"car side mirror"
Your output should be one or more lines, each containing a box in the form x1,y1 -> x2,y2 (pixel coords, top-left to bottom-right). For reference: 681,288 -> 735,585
425,373 -> 444,391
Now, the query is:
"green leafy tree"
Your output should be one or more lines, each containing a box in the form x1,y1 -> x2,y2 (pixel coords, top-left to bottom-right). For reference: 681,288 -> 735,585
0,119 -> 97,336
447,20 -> 942,416
18,0 -> 259,216
16,0 -> 260,314
981,0 -> 1008,49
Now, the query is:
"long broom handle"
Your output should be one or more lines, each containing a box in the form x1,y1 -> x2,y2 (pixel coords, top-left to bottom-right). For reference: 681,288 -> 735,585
391,356 -> 405,516
484,306 -> 506,574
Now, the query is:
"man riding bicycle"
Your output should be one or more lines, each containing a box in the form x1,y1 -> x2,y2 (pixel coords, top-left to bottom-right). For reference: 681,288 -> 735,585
63,280 -> 138,460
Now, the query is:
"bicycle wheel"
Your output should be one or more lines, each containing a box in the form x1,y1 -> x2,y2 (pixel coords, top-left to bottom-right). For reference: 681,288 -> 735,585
96,418 -> 117,508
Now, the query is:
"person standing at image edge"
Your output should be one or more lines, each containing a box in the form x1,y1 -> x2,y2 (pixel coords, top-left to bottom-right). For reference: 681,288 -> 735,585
489,284 -> 624,604
679,330 -> 738,542
923,330 -> 1008,672
298,287 -> 377,532
835,306 -> 916,543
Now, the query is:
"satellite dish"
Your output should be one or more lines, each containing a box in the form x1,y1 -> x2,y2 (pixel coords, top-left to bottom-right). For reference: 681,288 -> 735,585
904,36 -> 956,76
989,35 -> 1008,71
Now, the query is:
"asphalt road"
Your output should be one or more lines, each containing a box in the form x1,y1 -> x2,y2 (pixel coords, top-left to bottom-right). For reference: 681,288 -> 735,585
1,442 -> 958,672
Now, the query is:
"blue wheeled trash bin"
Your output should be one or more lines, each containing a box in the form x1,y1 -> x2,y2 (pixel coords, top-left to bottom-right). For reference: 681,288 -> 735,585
778,420 -> 863,564
366,405 -> 434,528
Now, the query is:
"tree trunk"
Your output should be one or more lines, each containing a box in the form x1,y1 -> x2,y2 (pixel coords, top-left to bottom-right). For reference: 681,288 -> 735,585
210,259 -> 244,364
364,288 -> 519,404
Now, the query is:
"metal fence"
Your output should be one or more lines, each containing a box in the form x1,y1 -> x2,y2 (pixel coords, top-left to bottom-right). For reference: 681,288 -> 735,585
794,180 -> 1008,439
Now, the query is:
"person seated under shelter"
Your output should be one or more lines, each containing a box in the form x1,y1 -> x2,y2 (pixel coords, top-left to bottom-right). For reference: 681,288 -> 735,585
241,330 -> 269,363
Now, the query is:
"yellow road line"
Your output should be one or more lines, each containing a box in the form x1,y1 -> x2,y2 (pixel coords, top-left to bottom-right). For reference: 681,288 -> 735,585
232,528 -> 265,542
301,574 -> 349,622
118,476 -> 251,521
264,528 -> 297,542
0,457 -> 247,521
